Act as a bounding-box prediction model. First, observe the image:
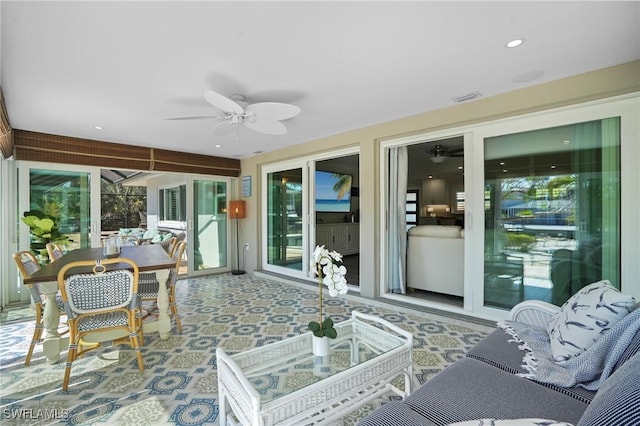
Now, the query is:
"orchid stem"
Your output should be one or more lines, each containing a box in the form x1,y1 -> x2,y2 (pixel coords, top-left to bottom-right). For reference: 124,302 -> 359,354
318,264 -> 323,326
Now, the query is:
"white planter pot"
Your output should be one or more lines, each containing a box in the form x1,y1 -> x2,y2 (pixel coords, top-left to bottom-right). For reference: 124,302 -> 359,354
313,352 -> 331,377
312,335 -> 330,356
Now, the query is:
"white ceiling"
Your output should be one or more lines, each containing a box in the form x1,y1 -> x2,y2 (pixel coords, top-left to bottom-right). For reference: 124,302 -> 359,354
2,1 -> 639,160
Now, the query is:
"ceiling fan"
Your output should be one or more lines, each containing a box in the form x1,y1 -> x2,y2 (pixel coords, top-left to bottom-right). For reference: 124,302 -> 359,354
429,144 -> 463,164
169,90 -> 301,136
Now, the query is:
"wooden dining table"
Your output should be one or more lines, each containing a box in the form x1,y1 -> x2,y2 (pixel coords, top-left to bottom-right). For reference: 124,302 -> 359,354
24,244 -> 175,364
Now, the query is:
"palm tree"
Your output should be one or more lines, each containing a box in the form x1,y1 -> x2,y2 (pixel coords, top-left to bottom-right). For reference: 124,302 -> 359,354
331,173 -> 352,200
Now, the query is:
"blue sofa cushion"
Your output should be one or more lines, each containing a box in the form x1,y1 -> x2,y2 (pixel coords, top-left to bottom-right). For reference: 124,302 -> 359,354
357,400 -> 436,426
403,358 -> 587,425
467,329 -> 596,404
577,351 -> 640,426
448,420 -> 573,426
466,328 -> 529,375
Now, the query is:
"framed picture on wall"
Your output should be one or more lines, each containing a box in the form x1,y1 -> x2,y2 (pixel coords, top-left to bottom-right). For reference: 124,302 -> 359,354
242,176 -> 251,197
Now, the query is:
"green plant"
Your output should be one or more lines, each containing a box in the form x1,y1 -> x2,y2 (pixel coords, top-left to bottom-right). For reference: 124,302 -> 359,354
21,210 -> 70,258
308,317 -> 337,339
308,245 -> 348,339
516,210 -> 535,218
505,232 -> 537,252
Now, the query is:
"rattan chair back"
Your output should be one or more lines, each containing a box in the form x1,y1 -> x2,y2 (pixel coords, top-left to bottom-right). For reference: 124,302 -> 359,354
57,257 -> 144,391
46,242 -> 64,262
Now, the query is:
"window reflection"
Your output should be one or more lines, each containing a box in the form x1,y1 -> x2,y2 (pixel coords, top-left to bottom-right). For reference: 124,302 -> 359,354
267,169 -> 303,270
484,118 -> 620,309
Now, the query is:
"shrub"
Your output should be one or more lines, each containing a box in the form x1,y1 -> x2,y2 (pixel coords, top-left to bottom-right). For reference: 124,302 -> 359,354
505,232 -> 537,252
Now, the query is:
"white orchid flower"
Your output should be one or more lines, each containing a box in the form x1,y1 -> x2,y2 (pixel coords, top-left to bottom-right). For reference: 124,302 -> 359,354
309,244 -> 349,338
329,250 -> 343,262
322,263 -> 348,297
311,245 -> 332,276
311,245 -> 325,264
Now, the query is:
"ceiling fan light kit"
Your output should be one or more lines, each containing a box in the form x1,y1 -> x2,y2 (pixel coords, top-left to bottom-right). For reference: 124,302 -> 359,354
203,90 -> 301,136
429,144 -> 463,164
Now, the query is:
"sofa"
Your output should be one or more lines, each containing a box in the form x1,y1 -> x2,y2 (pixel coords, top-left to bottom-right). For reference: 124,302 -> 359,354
550,239 -> 603,306
407,225 -> 464,297
359,281 -> 640,426
119,227 -> 185,244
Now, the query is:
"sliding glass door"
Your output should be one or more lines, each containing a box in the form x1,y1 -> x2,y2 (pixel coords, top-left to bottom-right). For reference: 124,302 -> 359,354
483,118 -> 621,309
18,164 -> 101,259
262,151 -> 360,282
10,163 -> 101,305
265,167 -> 305,274
379,96 -> 636,320
188,177 -> 230,276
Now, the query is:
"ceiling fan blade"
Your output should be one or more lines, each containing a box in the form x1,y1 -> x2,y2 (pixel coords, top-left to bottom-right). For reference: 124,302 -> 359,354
244,120 -> 288,135
245,102 -> 300,121
213,120 -> 237,136
166,115 -> 218,121
204,90 -> 244,115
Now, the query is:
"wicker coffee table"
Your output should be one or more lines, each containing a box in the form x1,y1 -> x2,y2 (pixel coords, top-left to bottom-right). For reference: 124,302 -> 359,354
216,311 -> 413,425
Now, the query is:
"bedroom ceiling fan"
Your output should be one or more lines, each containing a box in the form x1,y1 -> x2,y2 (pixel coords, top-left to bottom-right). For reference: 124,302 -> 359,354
168,90 -> 301,137
429,144 -> 463,164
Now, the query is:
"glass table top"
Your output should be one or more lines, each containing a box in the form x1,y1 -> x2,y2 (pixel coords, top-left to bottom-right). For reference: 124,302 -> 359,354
228,316 -> 407,403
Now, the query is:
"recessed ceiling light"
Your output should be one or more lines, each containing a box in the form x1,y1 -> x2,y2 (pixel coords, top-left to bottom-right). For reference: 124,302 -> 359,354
428,175 -> 433,179
563,140 -> 571,145
458,166 -> 463,170
215,144 -> 221,148
551,165 -> 556,169
506,39 -> 524,48
94,126 -> 103,130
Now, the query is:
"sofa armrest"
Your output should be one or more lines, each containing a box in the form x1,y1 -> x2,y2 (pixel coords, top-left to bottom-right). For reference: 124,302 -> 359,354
509,300 -> 560,328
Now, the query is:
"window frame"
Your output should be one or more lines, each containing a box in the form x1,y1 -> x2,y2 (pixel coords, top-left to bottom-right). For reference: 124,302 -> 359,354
158,184 -> 187,227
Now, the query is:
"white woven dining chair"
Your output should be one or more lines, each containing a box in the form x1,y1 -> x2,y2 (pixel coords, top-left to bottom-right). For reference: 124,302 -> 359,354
57,257 -> 144,391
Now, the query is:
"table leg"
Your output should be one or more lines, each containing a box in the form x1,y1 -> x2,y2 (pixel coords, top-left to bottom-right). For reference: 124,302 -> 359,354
142,269 -> 172,340
155,269 -> 171,340
405,364 -> 413,395
40,281 -> 68,364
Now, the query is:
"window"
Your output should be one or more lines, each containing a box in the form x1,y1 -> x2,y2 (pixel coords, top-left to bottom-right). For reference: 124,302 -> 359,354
28,169 -> 91,253
406,190 -> 418,231
456,191 -> 465,212
484,117 -> 621,309
159,185 -> 186,222
266,169 -> 303,270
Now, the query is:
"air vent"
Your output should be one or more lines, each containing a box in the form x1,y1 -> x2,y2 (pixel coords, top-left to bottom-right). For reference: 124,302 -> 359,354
452,92 -> 482,103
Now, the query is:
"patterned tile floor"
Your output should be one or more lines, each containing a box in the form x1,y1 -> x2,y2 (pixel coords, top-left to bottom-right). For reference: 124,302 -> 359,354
0,274 -> 493,425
